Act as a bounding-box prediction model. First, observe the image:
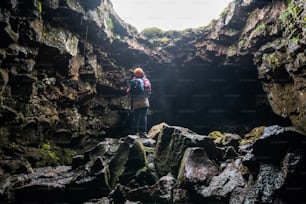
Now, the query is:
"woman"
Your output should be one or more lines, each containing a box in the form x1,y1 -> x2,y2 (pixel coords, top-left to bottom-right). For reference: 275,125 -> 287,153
127,68 -> 151,137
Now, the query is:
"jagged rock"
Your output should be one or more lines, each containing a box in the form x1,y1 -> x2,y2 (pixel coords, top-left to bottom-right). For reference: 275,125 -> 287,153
195,159 -> 246,203
243,151 -> 306,203
126,173 -> 176,203
173,188 -> 191,203
69,159 -> 111,201
0,166 -> 73,203
82,138 -> 120,164
177,147 -> 219,187
0,69 -> 8,96
71,155 -> 84,170
216,145 -> 240,161
79,0 -> 102,11
108,135 -> 148,188
240,125 -> 306,203
147,122 -> 169,139
154,125 -> 217,177
108,183 -> 130,203
252,125 -> 306,163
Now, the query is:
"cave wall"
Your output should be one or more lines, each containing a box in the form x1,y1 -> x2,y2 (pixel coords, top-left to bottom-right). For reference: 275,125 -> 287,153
0,0 -> 153,171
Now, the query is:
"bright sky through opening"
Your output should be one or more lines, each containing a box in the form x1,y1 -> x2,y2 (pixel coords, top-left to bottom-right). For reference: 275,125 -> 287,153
111,0 -> 233,31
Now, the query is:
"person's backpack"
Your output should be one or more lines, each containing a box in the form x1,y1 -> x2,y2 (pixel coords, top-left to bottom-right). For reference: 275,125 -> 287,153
129,78 -> 145,98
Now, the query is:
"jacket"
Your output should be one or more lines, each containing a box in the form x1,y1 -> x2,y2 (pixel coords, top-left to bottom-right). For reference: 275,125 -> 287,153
127,77 -> 151,110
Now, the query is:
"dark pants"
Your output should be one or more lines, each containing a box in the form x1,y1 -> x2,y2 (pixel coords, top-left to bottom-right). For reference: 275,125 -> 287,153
131,107 -> 148,134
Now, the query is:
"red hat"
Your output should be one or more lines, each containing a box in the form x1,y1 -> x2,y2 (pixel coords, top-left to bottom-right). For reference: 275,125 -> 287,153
133,68 -> 144,77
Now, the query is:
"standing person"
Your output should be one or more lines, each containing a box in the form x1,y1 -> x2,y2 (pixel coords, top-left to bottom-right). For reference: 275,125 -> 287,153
127,68 -> 151,137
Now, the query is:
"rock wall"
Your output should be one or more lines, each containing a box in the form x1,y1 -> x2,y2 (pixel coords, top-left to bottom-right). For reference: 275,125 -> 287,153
0,0 -> 156,171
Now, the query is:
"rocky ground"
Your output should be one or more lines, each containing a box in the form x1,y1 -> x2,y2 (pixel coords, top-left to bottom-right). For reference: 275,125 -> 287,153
0,123 -> 305,203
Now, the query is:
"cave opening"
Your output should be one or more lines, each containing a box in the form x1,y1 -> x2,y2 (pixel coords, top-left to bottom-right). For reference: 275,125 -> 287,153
147,56 -> 291,135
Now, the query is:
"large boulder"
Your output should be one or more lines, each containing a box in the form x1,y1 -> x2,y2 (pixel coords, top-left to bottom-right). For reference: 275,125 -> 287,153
177,147 -> 219,187
126,174 -> 176,203
108,135 -> 148,188
240,125 -> 306,203
195,159 -> 246,203
252,125 -> 306,163
154,125 -> 217,177
0,166 -> 74,203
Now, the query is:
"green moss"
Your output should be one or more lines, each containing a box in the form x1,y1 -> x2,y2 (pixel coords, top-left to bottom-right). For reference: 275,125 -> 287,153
37,0 -> 42,15
270,54 -> 276,64
136,165 -> 148,177
208,131 -> 229,145
263,52 -> 279,71
280,0 -> 302,23
287,1 -> 302,19
239,126 -> 265,145
40,142 -> 60,163
144,147 -> 154,154
255,22 -> 265,32
285,0 -> 292,6
159,37 -> 169,44
60,148 -> 77,165
227,45 -> 236,57
279,11 -> 290,23
290,36 -> 299,44
42,25 -> 48,40
238,39 -> 245,48
141,27 -> 183,46
106,18 -> 114,31
141,27 -> 163,38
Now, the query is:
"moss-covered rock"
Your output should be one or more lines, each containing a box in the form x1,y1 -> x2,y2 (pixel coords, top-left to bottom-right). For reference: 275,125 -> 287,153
239,126 -> 265,146
108,136 -> 147,189
253,0 -> 306,134
208,131 -> 241,146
